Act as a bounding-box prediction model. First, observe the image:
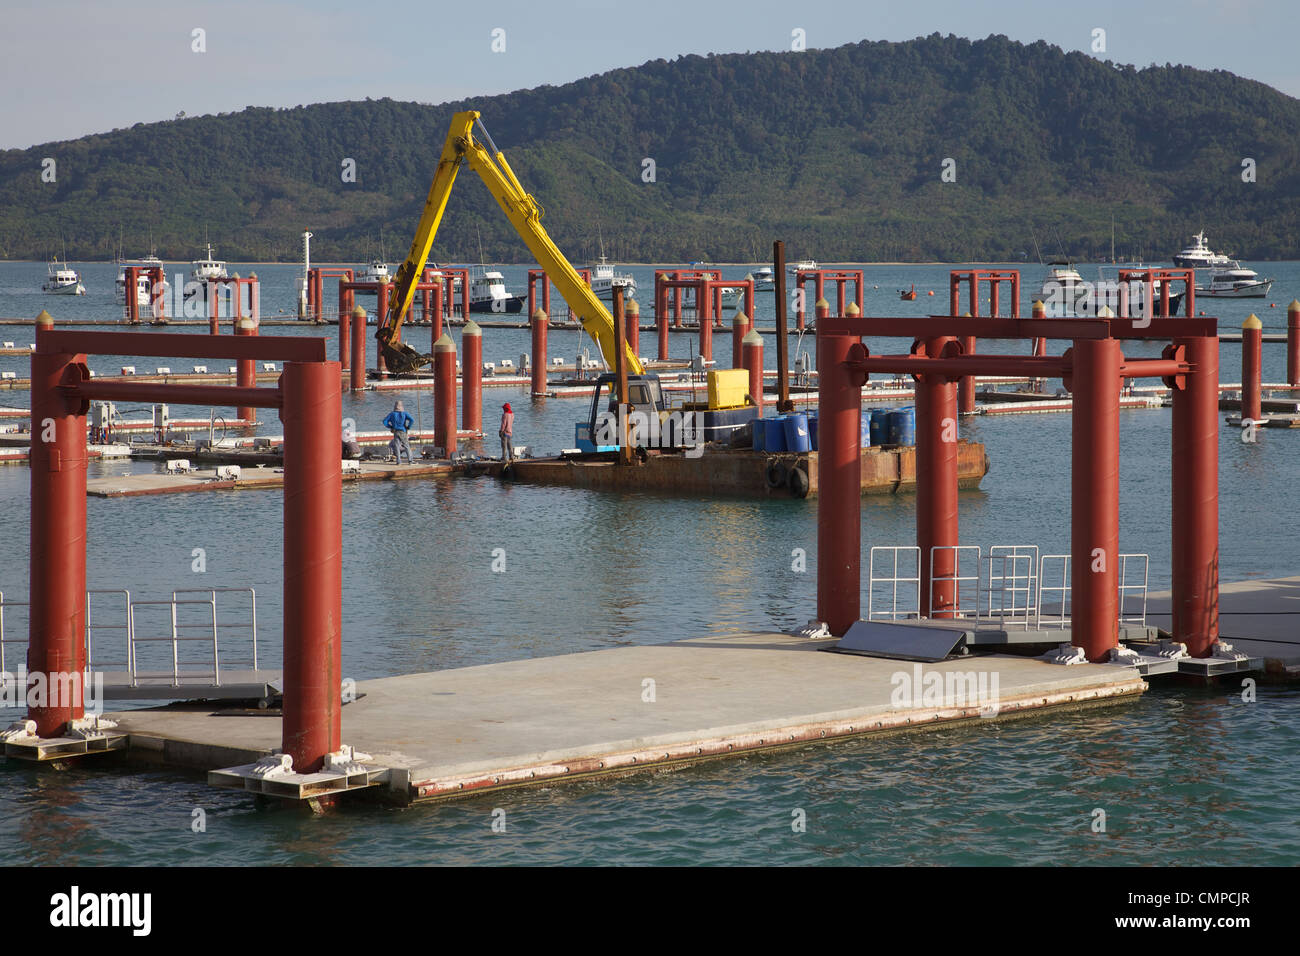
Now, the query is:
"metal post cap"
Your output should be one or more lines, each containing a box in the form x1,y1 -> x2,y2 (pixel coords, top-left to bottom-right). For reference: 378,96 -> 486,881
625,298 -> 639,314
732,311 -> 749,327
845,302 -> 861,316
531,308 -> 547,321
35,310 -> 53,328
1097,305 -> 1116,318
433,334 -> 457,352
1243,314 -> 1262,330
462,319 -> 481,336
351,305 -> 367,318
742,328 -> 764,345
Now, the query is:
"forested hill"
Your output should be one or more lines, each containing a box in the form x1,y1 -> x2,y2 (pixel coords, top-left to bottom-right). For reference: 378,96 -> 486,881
4,33 -> 1299,264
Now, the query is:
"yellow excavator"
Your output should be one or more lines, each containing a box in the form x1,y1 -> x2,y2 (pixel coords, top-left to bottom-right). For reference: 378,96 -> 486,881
375,110 -> 642,376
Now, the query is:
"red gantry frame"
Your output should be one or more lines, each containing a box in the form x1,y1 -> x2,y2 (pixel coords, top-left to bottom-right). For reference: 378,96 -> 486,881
27,317 -> 343,771
814,305 -> 1221,662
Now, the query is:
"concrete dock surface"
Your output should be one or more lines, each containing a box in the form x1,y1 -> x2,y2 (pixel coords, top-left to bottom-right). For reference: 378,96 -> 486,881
107,631 -> 1146,805
1147,576 -> 1300,677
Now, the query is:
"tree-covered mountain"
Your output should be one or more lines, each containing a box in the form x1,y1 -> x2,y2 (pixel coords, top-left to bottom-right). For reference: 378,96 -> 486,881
3,33 -> 1298,264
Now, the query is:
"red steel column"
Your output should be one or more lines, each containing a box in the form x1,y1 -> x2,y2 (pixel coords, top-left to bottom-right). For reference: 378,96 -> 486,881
989,278 -> 1001,318
625,298 -> 640,356
235,317 -> 256,423
657,284 -> 670,360
816,330 -> 862,635
743,328 -> 764,416
1288,299 -> 1300,386
349,304 -> 366,392
949,274 -> 961,317
431,281 -> 443,346
375,283 -> 389,379
959,311 -> 976,416
531,308 -> 548,396
732,311 -> 749,369
835,278 -> 846,316
795,277 -> 806,332
433,333 -> 457,455
1171,334 -> 1220,658
1070,337 -> 1123,661
280,359 -> 342,773
915,338 -> 960,618
27,312 -> 88,736
422,285 -> 431,327
461,320 -> 482,434
1241,314 -> 1262,424
337,285 -> 350,371
1032,299 -> 1046,357
673,276 -> 683,328
209,281 -> 220,335
698,282 -> 713,361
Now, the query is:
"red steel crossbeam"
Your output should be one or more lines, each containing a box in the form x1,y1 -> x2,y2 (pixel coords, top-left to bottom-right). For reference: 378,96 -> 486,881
39,330 -> 326,362
819,315 -> 1218,341
70,380 -> 281,408
844,354 -> 1190,380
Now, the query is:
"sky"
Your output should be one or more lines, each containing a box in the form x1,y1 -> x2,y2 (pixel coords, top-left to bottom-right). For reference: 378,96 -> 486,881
2,0 -> 1295,150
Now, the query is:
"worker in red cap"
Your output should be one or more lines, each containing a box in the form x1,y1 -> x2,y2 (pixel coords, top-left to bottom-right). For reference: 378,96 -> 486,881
499,402 -> 514,462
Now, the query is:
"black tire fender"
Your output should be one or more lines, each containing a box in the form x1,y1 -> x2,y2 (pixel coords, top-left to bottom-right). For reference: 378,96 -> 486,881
788,464 -> 810,498
765,459 -> 788,489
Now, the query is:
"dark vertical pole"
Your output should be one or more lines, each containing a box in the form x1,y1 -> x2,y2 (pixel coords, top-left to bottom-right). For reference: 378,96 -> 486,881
816,329 -> 861,635
1172,334 -> 1220,658
774,241 -> 790,412
613,286 -> 633,465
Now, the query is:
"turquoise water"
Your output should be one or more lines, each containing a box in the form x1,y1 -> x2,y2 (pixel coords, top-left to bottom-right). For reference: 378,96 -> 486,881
1,261 -> 1298,865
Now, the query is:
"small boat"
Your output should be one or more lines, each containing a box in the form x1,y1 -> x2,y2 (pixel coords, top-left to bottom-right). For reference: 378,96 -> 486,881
42,258 -> 85,295
587,255 -> 637,301
115,251 -> 165,307
358,259 -> 390,284
749,266 -> 776,289
1172,230 -> 1233,269
1038,260 -> 1088,312
189,242 -> 228,283
1197,263 -> 1273,298
788,259 -> 818,275
468,268 -> 524,314
899,284 -> 917,301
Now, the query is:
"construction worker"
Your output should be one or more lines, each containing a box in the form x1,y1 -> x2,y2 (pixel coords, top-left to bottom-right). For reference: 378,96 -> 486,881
499,402 -> 514,462
383,400 -> 414,464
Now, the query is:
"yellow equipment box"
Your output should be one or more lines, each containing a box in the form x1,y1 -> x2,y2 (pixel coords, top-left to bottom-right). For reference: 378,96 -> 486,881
707,368 -> 750,410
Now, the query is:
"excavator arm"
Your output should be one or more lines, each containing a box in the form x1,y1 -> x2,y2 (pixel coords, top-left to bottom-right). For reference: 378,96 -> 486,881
377,110 -> 643,376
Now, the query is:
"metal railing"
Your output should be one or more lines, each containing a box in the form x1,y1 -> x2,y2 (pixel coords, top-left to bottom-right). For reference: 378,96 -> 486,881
928,545 -> 982,619
867,546 -> 921,620
86,589 -> 132,671
0,590 -> 28,676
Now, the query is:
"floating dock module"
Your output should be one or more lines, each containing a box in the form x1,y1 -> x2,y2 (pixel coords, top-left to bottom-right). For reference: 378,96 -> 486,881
102,631 -> 1148,805
508,442 -> 989,498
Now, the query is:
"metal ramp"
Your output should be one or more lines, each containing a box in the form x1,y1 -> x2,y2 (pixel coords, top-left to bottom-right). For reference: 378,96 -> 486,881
1,587 -> 281,704
838,545 -> 1181,674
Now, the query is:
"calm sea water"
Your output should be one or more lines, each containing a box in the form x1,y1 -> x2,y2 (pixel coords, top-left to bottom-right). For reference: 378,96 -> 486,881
1,260 -> 1297,865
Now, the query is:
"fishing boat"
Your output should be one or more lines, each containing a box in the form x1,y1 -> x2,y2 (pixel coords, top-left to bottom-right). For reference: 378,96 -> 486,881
788,259 -> 818,275
468,268 -> 525,314
587,255 -> 637,301
1038,260 -> 1088,312
189,242 -> 228,283
42,258 -> 85,295
1172,231 -> 1233,269
899,284 -> 918,301
750,266 -> 776,289
115,250 -> 165,307
1197,263 -> 1273,298
358,259 -> 390,284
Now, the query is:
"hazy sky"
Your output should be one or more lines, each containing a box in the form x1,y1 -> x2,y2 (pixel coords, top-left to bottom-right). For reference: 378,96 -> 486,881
2,0 -> 1294,150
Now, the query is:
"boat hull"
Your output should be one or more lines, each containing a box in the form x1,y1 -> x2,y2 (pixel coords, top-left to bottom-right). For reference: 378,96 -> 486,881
469,295 -> 525,315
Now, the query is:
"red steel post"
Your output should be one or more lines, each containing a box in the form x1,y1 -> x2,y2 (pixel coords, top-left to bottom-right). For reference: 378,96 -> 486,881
816,330 -> 862,635
431,280 -> 443,346
657,282 -> 670,360
235,317 -> 256,423
280,359 -> 343,773
1070,337 -> 1123,661
1241,314 -> 1263,424
989,278 -> 1001,318
625,298 -> 640,356
949,274 -> 961,317
433,333 -> 457,455
674,275 -> 683,328
1171,334 -> 1220,657
1288,299 -> 1300,386
698,281 -> 713,362
959,309 -> 976,415
732,311 -> 749,369
836,278 -> 846,317
795,275 -> 806,332
461,320 -> 482,434
743,328 -> 764,416
1032,299 -> 1047,357
209,281 -> 220,335
337,285 -> 350,371
531,308 -> 548,396
27,312 -> 88,737
349,305 -> 366,392
375,283 -> 389,378
915,337 -> 960,618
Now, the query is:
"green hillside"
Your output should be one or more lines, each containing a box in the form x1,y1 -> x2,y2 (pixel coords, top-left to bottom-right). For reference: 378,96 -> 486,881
3,33 -> 1298,263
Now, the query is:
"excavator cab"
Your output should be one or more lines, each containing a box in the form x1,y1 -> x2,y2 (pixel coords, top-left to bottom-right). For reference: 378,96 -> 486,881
576,373 -> 668,453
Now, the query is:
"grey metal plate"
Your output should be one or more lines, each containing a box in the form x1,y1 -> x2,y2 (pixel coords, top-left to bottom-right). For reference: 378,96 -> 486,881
833,619 -> 972,662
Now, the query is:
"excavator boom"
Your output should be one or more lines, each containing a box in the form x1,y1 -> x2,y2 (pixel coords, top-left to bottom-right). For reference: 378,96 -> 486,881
377,110 -> 642,376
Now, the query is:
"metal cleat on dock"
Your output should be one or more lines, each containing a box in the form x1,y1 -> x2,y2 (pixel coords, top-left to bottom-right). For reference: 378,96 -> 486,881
1175,640 -> 1261,678
1042,643 -> 1087,665
1,716 -> 128,762
789,620 -> 831,640
0,720 -> 38,744
210,745 -> 390,802
1104,644 -> 1180,676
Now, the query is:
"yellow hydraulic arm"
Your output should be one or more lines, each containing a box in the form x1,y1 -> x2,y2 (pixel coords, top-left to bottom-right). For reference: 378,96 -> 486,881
377,110 -> 643,376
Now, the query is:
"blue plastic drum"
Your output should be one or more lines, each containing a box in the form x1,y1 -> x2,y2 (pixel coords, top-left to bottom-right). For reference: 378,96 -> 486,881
764,416 -> 787,453
888,407 -> 916,446
784,413 -> 812,453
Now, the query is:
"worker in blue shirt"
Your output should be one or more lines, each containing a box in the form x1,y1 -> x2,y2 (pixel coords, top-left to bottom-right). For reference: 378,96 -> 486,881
383,400 -> 414,464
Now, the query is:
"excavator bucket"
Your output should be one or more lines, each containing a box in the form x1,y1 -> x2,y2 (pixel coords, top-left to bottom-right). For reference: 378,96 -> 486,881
376,330 -> 431,375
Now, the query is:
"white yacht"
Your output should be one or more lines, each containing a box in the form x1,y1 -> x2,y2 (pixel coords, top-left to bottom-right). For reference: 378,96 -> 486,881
189,243 -> 229,283
749,266 -> 776,289
587,255 -> 637,301
42,258 -> 85,295
1172,231 -> 1233,269
115,251 -> 165,307
1198,263 -> 1273,298
468,269 -> 524,314
1038,260 -> 1088,312
787,259 -> 819,275
358,259 -> 390,284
